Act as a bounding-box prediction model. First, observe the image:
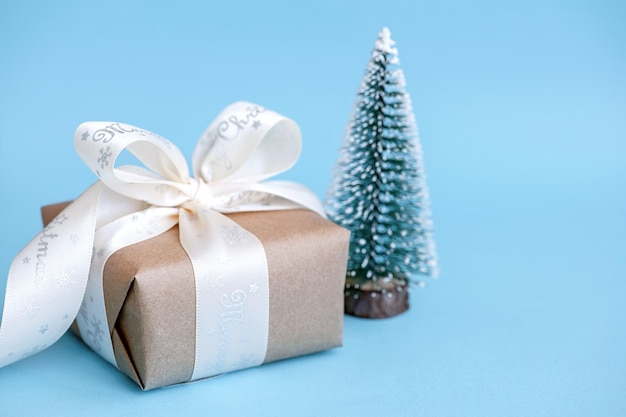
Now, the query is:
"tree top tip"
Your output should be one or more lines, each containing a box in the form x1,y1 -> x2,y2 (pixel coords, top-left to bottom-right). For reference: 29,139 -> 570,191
376,27 -> 397,54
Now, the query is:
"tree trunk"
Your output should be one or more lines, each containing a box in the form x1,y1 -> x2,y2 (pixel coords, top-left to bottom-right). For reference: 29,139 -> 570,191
344,279 -> 409,318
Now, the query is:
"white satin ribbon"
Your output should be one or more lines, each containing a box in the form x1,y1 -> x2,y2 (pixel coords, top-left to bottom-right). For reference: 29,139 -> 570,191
0,102 -> 324,380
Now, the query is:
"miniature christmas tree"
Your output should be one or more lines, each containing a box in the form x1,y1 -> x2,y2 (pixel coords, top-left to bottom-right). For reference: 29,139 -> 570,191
326,27 -> 438,318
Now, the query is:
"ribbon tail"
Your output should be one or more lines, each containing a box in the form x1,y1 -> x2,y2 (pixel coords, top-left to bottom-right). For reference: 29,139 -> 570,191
0,182 -> 103,368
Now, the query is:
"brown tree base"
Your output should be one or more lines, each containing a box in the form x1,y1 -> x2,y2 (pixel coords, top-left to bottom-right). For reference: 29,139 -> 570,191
344,279 -> 409,319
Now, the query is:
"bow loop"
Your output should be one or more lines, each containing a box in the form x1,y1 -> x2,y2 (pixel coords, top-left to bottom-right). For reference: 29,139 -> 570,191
74,122 -> 195,207
193,102 -> 302,184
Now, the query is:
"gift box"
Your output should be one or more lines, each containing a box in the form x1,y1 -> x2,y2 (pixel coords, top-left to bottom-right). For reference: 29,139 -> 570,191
42,202 -> 349,390
0,102 -> 349,389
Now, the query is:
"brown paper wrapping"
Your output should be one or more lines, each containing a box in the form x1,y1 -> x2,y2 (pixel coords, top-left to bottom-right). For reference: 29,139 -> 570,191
42,202 -> 350,390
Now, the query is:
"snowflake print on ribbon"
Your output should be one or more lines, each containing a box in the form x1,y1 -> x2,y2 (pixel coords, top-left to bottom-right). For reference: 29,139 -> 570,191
97,146 -> 113,169
54,267 -> 77,292
220,225 -> 249,246
19,298 -> 40,319
86,314 -> 105,352
205,273 -> 224,294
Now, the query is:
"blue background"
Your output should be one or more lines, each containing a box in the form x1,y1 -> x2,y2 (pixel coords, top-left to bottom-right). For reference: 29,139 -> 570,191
1,0 -> 625,415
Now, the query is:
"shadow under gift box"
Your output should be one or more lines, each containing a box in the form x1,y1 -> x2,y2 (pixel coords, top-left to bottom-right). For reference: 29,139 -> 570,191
42,202 -> 350,390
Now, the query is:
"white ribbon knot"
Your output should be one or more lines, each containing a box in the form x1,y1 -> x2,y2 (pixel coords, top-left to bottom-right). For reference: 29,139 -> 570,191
186,178 -> 214,209
0,102 -> 325,380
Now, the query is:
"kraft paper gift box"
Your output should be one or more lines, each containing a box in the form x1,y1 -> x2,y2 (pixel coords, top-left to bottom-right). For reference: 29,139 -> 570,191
42,202 -> 350,390
0,102 -> 351,390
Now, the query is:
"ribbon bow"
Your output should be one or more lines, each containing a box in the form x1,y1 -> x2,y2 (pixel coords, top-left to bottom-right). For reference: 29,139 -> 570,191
0,102 -> 324,379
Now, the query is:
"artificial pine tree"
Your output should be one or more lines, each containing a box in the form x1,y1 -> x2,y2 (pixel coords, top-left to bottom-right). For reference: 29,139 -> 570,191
326,27 -> 438,318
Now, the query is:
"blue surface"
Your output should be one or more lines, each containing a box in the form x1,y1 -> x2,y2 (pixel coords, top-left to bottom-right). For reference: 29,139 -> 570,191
1,0 -> 625,415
